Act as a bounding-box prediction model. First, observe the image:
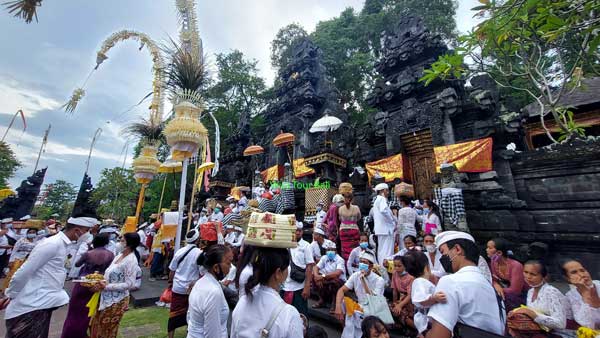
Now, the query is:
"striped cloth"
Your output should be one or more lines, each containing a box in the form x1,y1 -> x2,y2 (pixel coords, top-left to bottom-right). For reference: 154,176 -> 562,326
277,188 -> 295,214
222,213 -> 243,227
258,198 -> 277,213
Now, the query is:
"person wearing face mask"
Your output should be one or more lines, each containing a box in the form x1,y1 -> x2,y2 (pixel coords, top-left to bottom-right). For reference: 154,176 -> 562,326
425,231 -> 506,338
507,260 -> 572,338
423,234 -> 444,283
419,200 -> 442,235
88,232 -> 141,338
347,233 -> 371,275
561,259 -> 600,330
372,183 -> 397,267
0,218 -> 14,278
390,255 -> 415,331
210,204 -> 224,223
197,208 -> 208,226
315,201 -> 327,230
334,250 -> 385,338
99,226 -> 119,255
232,247 -> 304,338
313,242 -> 346,311
383,235 -> 420,270
3,228 -> 40,290
310,227 -> 335,263
1,217 -> 94,338
61,233 -> 114,338
69,220 -> 101,279
487,238 -> 527,312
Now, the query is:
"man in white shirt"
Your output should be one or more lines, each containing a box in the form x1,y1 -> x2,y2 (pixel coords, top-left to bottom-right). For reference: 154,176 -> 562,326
426,231 -> 506,338
334,250 -> 385,338
0,218 -> 13,278
310,227 -> 335,263
224,224 -> 235,244
346,233 -> 371,275
167,229 -> 202,338
281,221 -> 315,317
209,204 -> 224,222
313,241 -> 346,310
230,226 -> 244,248
1,217 -> 95,338
372,183 -> 396,264
315,201 -> 327,229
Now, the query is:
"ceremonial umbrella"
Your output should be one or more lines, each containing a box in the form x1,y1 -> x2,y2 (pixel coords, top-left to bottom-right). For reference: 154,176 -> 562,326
157,159 -> 183,213
243,145 -> 264,156
309,113 -> 343,133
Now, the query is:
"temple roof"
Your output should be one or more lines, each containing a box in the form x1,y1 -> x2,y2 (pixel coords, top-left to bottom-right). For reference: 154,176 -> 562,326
522,77 -> 600,117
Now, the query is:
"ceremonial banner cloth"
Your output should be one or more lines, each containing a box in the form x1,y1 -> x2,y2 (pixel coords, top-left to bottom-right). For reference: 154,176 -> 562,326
434,137 -> 493,173
123,216 -> 137,234
261,165 -> 282,183
365,153 -> 404,183
293,158 -> 315,178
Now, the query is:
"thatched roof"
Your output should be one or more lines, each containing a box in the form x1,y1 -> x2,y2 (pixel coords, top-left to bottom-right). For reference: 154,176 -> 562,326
522,77 -> 600,117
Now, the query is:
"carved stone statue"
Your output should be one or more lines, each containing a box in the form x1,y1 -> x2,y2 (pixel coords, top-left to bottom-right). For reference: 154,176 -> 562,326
72,173 -> 100,218
0,168 -> 47,219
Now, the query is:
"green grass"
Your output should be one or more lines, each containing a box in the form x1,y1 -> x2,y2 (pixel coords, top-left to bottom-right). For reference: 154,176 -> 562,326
118,306 -> 187,338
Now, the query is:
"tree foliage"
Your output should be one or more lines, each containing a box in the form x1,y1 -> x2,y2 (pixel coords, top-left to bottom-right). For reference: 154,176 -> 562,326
0,141 -> 21,189
421,0 -> 600,143
91,167 -> 139,222
205,50 -> 271,151
37,180 -> 77,220
270,0 -> 459,122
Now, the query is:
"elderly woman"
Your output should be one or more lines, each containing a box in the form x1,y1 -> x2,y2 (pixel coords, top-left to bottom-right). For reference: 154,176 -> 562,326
487,238 -> 527,311
338,192 -> 362,261
507,260 -> 572,338
2,228 -> 38,289
561,258 -> 599,330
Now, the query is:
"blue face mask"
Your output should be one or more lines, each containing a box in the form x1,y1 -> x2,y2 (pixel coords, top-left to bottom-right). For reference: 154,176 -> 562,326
214,208 -> 220,213
359,262 -> 369,273
359,242 -> 368,250
416,209 -> 424,215
423,208 -> 430,214
326,251 -> 336,260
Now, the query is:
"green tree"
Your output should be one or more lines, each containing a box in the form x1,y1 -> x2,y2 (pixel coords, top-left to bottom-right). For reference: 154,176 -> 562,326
91,167 -> 139,222
205,50 -> 270,152
270,23 -> 308,72
0,141 -> 22,189
420,0 -> 599,143
38,180 -> 77,220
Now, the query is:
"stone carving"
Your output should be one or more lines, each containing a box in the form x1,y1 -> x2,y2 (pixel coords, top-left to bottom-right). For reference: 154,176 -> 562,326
0,168 -> 47,219
71,173 -> 99,218
438,87 -> 460,116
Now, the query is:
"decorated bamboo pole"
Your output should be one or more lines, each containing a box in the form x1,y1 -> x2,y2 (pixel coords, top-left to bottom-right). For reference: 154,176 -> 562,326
134,184 -> 146,222
157,175 -> 168,213
175,158 -> 189,251
33,124 -> 51,174
1,110 -> 26,142
186,157 -> 200,234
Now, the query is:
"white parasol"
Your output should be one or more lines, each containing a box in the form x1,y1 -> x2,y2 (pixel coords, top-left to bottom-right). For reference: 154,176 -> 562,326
309,113 -> 343,133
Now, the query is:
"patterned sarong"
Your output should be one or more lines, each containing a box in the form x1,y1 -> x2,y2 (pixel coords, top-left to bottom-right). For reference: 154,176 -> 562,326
6,307 -> 56,338
339,227 -> 360,261
2,258 -> 25,290
168,292 -> 189,331
89,296 -> 129,338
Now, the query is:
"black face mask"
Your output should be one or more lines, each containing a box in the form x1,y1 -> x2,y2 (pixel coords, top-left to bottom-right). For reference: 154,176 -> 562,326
440,254 -> 454,274
215,265 -> 225,281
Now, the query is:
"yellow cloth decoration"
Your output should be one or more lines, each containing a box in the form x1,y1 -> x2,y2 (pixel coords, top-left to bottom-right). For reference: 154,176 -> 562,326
365,153 -> 404,183
577,327 -> 600,338
261,165 -> 281,183
293,158 -> 315,178
123,216 -> 137,234
86,291 -> 101,317
0,188 -> 15,201
344,296 -> 363,317
434,137 -> 493,173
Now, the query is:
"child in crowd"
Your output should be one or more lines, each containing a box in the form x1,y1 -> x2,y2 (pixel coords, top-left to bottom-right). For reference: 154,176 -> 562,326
401,250 -> 447,337
346,233 -> 371,275
390,255 -> 415,332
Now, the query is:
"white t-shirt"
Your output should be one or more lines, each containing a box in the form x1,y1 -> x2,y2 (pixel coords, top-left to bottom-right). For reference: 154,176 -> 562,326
346,246 -> 367,275
223,264 -> 237,291
316,254 -> 347,282
238,264 -> 254,297
283,239 -> 315,292
168,245 -> 202,295
310,239 -> 334,262
344,271 -> 385,304
187,273 -> 229,338
427,266 -> 505,335
412,277 -> 436,333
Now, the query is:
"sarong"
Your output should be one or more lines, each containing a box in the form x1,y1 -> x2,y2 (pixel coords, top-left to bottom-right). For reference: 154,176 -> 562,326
3,258 -> 25,290
316,279 -> 344,305
60,283 -> 95,338
507,312 -> 561,338
281,289 -> 308,317
89,296 -> 129,338
339,225 -> 360,261
6,307 -> 57,338
167,292 -> 189,331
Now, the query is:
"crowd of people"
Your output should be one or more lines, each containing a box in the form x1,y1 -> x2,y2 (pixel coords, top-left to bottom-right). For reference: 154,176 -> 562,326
0,180 -> 598,338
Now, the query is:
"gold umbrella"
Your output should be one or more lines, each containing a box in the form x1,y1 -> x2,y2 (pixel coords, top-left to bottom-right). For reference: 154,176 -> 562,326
157,159 -> 183,213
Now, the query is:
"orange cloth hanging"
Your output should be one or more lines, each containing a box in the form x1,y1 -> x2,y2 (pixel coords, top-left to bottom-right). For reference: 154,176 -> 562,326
434,137 -> 493,173
293,158 -> 315,178
365,153 -> 404,183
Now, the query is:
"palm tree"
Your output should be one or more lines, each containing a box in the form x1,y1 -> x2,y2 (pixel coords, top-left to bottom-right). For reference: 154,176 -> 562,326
3,0 -> 42,23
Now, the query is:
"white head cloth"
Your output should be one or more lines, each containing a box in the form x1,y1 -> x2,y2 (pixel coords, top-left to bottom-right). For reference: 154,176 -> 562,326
324,241 -> 337,250
313,227 -> 325,236
67,217 -> 98,228
186,229 -> 200,243
435,231 -> 475,248
295,221 -> 304,229
225,224 -> 234,229
332,194 -> 344,204
99,226 -> 118,234
359,250 -> 377,264
234,226 -> 243,232
374,183 -> 389,191
20,215 -> 31,221
1,218 -> 13,223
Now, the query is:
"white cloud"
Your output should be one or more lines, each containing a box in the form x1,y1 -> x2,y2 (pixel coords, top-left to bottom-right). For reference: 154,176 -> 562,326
0,76 -> 61,117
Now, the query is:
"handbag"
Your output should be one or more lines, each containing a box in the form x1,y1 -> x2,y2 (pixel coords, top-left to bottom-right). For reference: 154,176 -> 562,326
289,257 -> 306,283
360,275 -> 394,324
260,301 -> 288,338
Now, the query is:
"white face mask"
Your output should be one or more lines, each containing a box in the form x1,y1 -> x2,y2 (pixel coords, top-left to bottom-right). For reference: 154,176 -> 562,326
425,245 -> 436,253
115,242 -> 124,254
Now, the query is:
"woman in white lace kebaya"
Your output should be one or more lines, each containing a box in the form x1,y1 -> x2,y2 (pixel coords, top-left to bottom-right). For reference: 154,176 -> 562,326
89,232 -> 141,338
508,260 -> 574,338
561,259 -> 600,330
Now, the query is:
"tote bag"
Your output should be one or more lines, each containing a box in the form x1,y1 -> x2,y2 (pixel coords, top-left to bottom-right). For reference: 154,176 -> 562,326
360,276 -> 394,324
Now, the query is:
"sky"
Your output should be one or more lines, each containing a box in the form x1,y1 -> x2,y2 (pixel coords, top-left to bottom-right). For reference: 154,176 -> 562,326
1,0 -> 480,190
